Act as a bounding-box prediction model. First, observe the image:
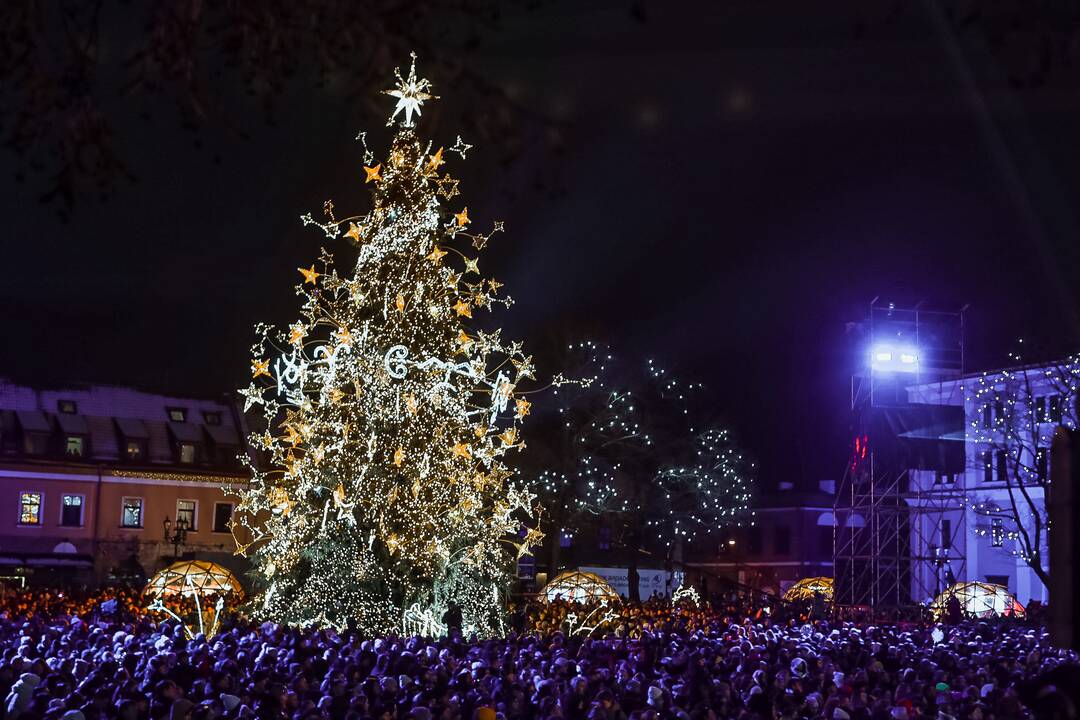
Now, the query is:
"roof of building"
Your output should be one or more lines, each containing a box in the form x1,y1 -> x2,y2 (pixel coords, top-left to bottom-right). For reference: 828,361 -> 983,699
0,378 -> 249,474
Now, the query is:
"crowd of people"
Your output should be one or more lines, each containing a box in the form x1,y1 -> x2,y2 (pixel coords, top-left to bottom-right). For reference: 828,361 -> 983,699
0,586 -> 1076,720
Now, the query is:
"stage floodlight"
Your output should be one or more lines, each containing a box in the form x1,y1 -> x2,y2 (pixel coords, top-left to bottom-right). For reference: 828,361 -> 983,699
870,344 -> 919,373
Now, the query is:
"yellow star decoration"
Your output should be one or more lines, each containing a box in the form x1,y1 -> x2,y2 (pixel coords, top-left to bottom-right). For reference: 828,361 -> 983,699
474,425 -> 488,438
289,323 -> 307,346
364,164 -> 382,183
393,447 -> 405,466
298,265 -> 320,285
453,300 -> 472,318
515,397 -> 532,419
395,294 -> 406,313
335,326 -> 352,347
436,174 -> 460,199
456,330 -> 474,351
405,393 -> 418,415
345,223 -> 362,242
283,425 -> 303,447
426,147 -> 445,174
327,387 -> 344,404
464,257 -> 479,274
333,482 -> 347,505
488,278 -> 504,292
452,442 -> 472,459
499,428 -> 518,447
427,246 -> 447,265
252,358 -> 271,379
512,355 -> 536,381
455,207 -> 470,226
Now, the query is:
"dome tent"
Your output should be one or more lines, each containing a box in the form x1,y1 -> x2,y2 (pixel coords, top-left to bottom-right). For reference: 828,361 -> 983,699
783,576 -> 834,603
540,570 -> 619,603
930,581 -> 1025,619
144,560 -> 244,599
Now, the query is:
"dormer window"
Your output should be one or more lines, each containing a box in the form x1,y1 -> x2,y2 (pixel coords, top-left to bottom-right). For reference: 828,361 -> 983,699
178,442 -> 197,464
167,407 -> 188,423
65,436 -> 84,457
203,411 -> 222,426
58,400 -> 77,414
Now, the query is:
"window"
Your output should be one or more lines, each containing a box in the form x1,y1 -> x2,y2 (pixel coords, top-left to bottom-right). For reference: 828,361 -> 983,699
1035,396 -> 1047,423
23,434 -> 48,456
982,450 -> 993,483
559,531 -> 572,548
986,574 -> 1009,589
774,525 -> 791,555
212,503 -> 234,533
996,450 -> 1008,483
748,526 -> 763,555
203,411 -> 222,426
994,396 -> 1006,423
178,442 -> 196,464
597,526 -> 611,550
60,494 -> 84,527
121,498 -> 143,528
934,470 -> 955,485
1049,395 -> 1063,424
940,519 -> 951,549
981,405 -> 992,430
819,526 -> 833,556
125,439 -> 145,462
1036,447 -> 1048,482
19,492 -> 43,525
57,400 -> 77,414
777,524 -> 794,557
65,436 -> 84,457
991,518 -> 1004,547
176,500 -> 197,530
167,407 -> 188,423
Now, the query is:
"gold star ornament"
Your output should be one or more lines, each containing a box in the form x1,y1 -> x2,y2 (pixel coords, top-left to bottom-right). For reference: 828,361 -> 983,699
364,164 -> 382,183
298,265 -> 320,285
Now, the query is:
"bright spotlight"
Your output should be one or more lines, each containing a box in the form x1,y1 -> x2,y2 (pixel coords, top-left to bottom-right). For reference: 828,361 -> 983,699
870,344 -> 919,373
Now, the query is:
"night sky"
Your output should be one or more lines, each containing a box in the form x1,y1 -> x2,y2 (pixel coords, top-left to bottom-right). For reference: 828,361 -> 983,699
4,1 -> 1080,487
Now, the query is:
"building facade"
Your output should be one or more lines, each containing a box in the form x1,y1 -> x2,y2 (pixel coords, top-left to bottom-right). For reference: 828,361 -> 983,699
685,483 -> 836,597
0,378 -> 251,584
905,360 -> 1074,605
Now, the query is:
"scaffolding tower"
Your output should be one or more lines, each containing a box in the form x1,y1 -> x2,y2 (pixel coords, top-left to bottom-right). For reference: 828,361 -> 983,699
834,300 -> 966,618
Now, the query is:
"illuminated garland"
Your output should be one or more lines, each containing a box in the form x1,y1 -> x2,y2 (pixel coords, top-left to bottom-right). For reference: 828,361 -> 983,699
232,55 -> 542,635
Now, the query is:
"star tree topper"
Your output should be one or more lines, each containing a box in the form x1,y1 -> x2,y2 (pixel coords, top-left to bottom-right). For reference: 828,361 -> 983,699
383,52 -> 438,127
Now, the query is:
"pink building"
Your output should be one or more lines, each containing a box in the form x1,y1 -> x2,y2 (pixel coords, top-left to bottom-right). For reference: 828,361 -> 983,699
0,378 -> 251,585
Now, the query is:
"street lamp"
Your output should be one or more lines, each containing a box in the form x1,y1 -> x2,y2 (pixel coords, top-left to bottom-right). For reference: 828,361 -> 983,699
163,515 -> 189,561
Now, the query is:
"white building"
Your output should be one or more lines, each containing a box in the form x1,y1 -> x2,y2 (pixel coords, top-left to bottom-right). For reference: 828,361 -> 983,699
905,359 -> 1077,606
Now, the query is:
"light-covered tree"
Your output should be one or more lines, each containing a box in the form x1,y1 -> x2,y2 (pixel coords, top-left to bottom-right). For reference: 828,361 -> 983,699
231,56 -> 541,635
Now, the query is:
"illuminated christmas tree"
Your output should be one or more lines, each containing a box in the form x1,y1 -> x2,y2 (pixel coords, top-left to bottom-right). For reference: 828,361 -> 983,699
232,55 -> 542,635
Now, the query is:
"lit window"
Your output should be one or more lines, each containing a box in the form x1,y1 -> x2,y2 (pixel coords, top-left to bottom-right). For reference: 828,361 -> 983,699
19,492 -> 43,525
991,518 -> 1004,547
176,500 -> 197,530
57,400 -> 77,414
167,408 -> 187,423
121,498 -> 143,528
65,436 -> 84,457
178,443 -> 196,464
60,494 -> 84,527
203,411 -> 222,426
126,439 -> 144,461
213,503 -> 233,533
